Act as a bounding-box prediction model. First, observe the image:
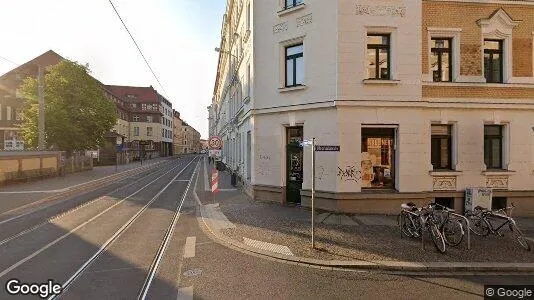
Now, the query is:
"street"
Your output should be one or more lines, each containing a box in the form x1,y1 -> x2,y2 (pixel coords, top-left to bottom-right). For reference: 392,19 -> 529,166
0,156 -> 531,299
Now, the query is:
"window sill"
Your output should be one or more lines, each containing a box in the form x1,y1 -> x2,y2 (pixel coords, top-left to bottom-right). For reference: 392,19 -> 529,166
363,79 -> 400,85
482,170 -> 515,176
429,170 -> 462,176
277,3 -> 306,17
278,85 -> 307,93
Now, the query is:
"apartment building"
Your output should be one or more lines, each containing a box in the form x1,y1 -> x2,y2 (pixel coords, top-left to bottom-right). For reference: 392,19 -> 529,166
159,94 -> 173,156
210,0 -> 534,216
105,85 -> 165,159
173,109 -> 202,154
0,50 -> 63,150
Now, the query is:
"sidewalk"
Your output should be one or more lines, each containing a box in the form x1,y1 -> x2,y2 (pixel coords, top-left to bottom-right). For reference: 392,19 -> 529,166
196,158 -> 534,272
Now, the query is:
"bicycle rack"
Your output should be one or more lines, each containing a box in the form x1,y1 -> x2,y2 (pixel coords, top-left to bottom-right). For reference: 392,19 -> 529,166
450,212 -> 471,250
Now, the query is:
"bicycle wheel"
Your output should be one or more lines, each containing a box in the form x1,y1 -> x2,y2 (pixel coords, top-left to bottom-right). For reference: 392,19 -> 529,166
429,223 -> 446,253
398,213 -> 414,238
467,215 -> 490,236
509,223 -> 531,251
443,219 -> 464,247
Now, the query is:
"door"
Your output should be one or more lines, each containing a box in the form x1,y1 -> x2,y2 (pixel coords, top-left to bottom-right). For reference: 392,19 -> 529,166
286,127 -> 303,204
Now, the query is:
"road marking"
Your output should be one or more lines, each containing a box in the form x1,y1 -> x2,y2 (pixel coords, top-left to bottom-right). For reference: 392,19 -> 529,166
173,180 -> 190,182
243,237 -> 294,256
0,159 -> 189,280
218,188 -> 237,192
177,286 -> 193,300
204,157 -> 210,192
0,189 -> 69,194
183,237 -> 196,258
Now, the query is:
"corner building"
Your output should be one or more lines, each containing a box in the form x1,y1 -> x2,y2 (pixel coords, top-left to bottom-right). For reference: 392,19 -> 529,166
210,0 -> 534,216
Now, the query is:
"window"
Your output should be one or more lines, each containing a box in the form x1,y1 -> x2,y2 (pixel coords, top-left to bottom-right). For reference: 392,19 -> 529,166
147,116 -> 153,123
492,197 -> 507,210
134,127 -> 139,136
6,106 -> 11,120
431,125 -> 452,170
435,197 -> 454,209
133,116 -> 139,122
162,129 -> 165,137
367,34 -> 390,80
142,104 -> 147,110
484,125 -> 503,169
247,64 -> 251,97
285,44 -> 304,87
132,103 -> 137,108
361,128 -> 395,189
484,40 -> 503,83
431,38 -> 452,82
285,0 -> 303,9
147,127 -> 153,136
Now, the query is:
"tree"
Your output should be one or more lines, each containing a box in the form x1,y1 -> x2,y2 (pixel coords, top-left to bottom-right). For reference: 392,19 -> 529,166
19,60 -> 117,153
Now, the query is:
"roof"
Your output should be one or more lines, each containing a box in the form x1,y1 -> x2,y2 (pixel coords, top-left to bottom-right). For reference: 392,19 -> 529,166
0,50 -> 65,93
105,85 -> 159,103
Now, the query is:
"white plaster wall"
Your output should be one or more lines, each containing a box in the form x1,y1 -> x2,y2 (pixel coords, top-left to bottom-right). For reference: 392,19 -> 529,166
337,0 -> 422,102
253,0 -> 338,110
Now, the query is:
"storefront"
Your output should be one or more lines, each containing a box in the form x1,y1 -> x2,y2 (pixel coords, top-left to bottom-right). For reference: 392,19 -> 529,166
361,127 -> 396,189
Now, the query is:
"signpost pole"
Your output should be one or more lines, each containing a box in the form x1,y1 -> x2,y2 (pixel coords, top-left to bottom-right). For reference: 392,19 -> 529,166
311,137 -> 316,249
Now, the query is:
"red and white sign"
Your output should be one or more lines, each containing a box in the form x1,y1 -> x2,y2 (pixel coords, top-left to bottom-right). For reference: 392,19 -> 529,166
208,136 -> 223,150
211,169 -> 219,194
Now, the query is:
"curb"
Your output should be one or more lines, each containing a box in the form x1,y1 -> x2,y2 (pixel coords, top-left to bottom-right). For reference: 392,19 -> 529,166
193,191 -> 534,274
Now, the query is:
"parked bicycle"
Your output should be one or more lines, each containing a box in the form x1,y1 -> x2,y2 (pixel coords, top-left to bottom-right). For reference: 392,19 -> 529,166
398,202 -> 447,253
428,202 -> 465,247
465,203 -> 531,251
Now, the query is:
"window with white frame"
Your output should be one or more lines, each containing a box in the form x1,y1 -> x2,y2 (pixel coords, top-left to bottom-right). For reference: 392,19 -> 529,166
285,0 -> 303,9
367,34 -> 390,80
427,28 -> 461,82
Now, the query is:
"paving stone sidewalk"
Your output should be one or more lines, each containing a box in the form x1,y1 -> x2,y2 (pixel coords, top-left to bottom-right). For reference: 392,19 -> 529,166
201,162 -> 534,264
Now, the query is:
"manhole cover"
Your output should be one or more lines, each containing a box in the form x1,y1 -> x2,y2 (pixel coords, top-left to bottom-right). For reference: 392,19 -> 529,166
183,268 -> 202,277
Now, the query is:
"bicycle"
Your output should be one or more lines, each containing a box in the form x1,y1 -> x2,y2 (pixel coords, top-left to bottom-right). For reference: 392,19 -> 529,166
465,203 -> 531,251
428,202 -> 465,247
399,203 -> 446,253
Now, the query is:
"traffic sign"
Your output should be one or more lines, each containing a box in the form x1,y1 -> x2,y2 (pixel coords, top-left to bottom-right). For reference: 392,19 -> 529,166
208,136 -> 223,150
209,149 -> 222,157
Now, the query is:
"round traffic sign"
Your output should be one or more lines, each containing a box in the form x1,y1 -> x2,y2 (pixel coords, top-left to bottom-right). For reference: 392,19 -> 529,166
208,136 -> 223,150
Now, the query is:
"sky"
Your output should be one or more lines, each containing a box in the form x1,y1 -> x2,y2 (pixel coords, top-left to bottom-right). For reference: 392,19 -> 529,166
0,0 -> 227,139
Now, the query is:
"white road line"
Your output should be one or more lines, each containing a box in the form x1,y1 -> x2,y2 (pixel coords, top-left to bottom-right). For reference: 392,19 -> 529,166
183,237 -> 196,258
177,286 -> 193,300
0,189 -> 69,194
0,159 -> 188,280
173,180 -> 190,182
218,189 -> 237,192
203,156 -> 210,192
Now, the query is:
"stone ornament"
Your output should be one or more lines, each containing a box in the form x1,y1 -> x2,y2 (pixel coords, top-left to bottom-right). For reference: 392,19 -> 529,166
355,5 -> 406,18
486,176 -> 509,189
433,176 -> 456,191
273,22 -> 288,34
297,14 -> 312,27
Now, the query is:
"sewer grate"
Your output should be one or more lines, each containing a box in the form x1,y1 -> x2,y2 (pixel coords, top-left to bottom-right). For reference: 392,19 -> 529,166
243,237 -> 294,256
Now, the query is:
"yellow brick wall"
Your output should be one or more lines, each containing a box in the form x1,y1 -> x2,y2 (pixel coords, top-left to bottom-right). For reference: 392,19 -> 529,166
422,2 -> 534,77
21,158 -> 40,170
423,85 -> 534,98
42,157 -> 58,170
0,160 -> 19,173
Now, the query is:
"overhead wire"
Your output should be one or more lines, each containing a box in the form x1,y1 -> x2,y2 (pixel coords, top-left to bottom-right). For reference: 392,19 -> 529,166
107,0 -> 169,98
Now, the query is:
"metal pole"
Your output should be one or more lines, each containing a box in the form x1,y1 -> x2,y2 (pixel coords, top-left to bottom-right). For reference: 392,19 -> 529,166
311,137 -> 316,249
37,65 -> 45,150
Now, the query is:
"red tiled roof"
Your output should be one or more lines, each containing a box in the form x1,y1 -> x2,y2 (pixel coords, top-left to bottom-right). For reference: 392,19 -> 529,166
105,85 -> 159,103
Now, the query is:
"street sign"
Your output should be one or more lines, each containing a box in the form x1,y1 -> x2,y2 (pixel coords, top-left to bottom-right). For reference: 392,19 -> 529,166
315,145 -> 340,152
208,136 -> 223,150
209,149 -> 222,157
299,140 -> 313,147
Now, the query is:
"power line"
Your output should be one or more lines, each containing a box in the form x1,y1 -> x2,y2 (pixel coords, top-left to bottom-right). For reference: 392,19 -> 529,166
0,55 -> 19,66
108,0 -> 169,98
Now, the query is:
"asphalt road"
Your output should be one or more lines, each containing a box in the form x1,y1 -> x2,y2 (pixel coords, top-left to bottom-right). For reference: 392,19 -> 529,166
0,155 -> 532,300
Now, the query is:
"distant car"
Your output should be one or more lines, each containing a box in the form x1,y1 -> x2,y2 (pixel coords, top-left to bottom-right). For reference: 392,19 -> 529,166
200,149 -> 207,154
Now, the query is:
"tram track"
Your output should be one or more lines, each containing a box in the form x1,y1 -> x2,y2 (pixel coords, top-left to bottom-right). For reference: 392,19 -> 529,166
0,158 -> 186,247
0,156 -> 197,281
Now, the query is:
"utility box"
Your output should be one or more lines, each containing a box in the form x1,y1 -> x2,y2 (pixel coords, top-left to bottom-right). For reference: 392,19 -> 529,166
465,187 -> 493,212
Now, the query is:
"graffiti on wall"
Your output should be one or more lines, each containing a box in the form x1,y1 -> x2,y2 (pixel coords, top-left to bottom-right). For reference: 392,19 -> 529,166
337,165 -> 362,182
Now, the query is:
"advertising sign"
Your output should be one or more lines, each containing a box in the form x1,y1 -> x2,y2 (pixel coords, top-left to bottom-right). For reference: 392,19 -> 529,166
465,187 -> 493,212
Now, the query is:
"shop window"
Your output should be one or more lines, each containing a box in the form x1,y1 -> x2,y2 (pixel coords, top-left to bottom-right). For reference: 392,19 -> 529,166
361,128 -> 395,189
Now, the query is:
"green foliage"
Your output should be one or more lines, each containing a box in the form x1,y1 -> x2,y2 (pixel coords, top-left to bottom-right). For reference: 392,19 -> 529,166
19,60 -> 117,152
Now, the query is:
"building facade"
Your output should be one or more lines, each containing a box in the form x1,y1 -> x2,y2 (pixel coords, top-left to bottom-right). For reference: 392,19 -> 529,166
159,94 -> 173,156
210,0 -> 534,216
0,50 -> 63,150
173,109 -> 202,154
